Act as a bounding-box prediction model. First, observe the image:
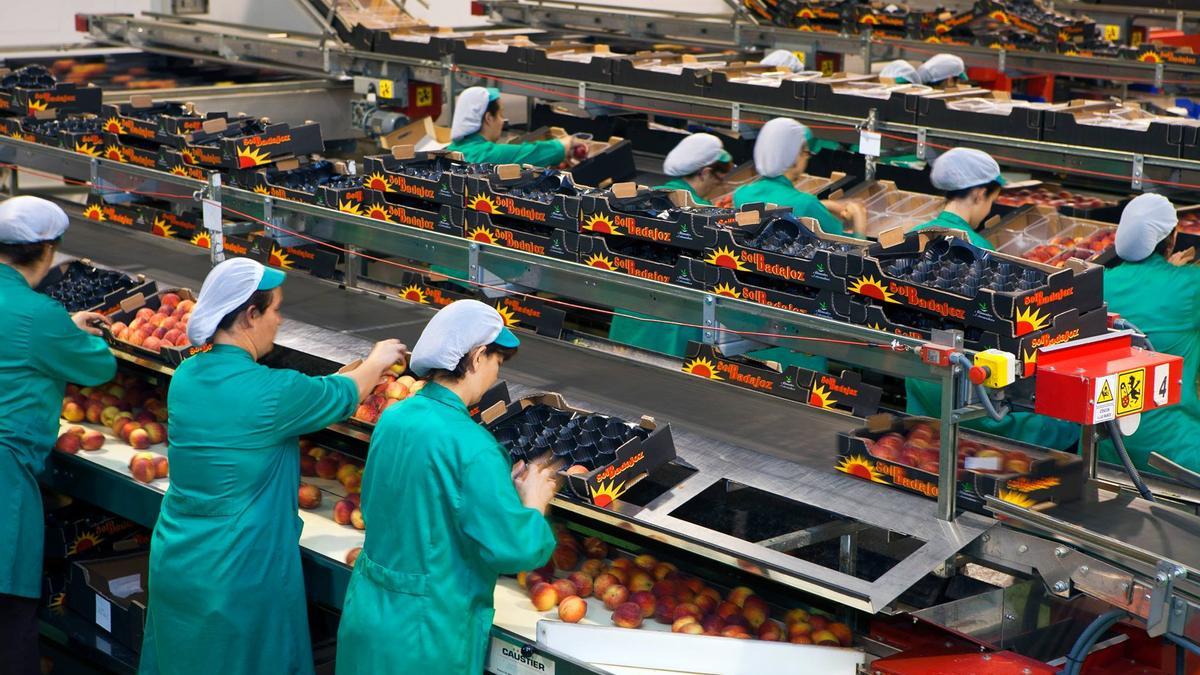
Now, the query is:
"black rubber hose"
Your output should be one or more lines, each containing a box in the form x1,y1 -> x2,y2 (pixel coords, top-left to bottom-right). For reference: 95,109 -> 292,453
1107,420 -> 1155,502
1114,318 -> 1156,352
948,353 -> 1010,422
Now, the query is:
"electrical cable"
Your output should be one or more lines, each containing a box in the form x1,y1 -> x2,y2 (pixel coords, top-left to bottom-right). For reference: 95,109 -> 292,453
1107,419 -> 1156,501
1113,317 -> 1156,352
949,352 -> 1009,421
1063,610 -> 1127,675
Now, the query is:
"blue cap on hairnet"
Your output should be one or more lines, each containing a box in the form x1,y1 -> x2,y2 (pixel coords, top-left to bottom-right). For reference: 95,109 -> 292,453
663,133 -> 731,177
917,53 -> 966,84
1116,193 -> 1177,262
753,118 -> 812,178
880,60 -> 921,84
410,299 -> 520,376
931,148 -> 1005,191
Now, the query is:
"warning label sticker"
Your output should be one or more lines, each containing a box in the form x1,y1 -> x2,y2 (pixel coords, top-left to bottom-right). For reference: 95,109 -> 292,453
1117,368 -> 1146,417
1093,375 -> 1116,424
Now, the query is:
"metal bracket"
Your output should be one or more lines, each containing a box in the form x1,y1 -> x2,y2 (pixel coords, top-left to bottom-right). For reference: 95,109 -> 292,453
863,108 -> 878,181
1132,153 -> 1144,190
469,242 -> 482,285
345,245 -> 360,289
1147,561 -> 1186,637
199,172 -> 224,265
997,48 -> 1006,73
1178,11 -> 1186,31
1155,63 -> 1165,90
578,81 -> 587,110
916,128 -> 928,160
702,294 -> 717,345
88,157 -> 99,188
731,102 -> 741,133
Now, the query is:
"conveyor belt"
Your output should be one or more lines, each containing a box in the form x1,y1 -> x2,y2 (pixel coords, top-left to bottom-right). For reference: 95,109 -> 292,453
60,215 -> 993,612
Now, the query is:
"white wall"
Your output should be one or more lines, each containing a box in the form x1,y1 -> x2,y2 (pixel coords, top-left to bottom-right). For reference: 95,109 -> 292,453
0,0 -> 150,48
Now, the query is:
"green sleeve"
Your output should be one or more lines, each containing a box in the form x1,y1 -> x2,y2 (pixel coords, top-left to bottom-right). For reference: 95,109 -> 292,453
31,301 -> 116,386
458,444 -> 556,574
482,139 -> 567,167
790,193 -> 847,237
271,371 -> 359,437
906,379 -> 1080,450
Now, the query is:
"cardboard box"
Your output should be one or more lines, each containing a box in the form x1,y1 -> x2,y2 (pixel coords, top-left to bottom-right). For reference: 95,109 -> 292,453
326,184 -> 466,238
578,234 -> 711,289
81,194 -> 141,230
490,295 -> 567,339
508,126 -> 637,188
464,164 -> 583,230
611,52 -> 721,96
708,266 -> 845,317
522,41 -> 622,84
681,342 -> 882,416
361,149 -> 469,207
156,112 -> 249,149
240,158 -> 345,205
219,121 -> 324,170
1042,101 -> 1191,158
102,288 -> 211,367
802,74 -> 922,123
482,392 -> 677,508
259,235 -> 340,279
580,183 -> 738,251
914,92 -> 1046,141
465,210 -> 578,262
36,259 -> 155,316
94,133 -> 159,170
99,97 -> 188,144
66,553 -> 150,653
986,205 -> 1116,267
138,205 -> 204,244
156,148 -> 210,180
702,206 -> 865,291
2,116 -> 65,147
393,271 -> 478,308
44,503 -> 149,562
450,34 -> 538,70
377,116 -> 451,152
0,82 -> 102,117
835,414 -> 1084,513
705,64 -> 818,109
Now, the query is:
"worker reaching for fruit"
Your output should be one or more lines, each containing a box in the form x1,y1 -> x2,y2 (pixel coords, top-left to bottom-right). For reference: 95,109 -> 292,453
139,258 -> 408,675
0,196 -> 115,673
337,300 -> 559,675
607,133 -> 734,356
446,86 -> 583,167
1100,194 -> 1200,474
733,117 -> 868,239
910,147 -> 1004,250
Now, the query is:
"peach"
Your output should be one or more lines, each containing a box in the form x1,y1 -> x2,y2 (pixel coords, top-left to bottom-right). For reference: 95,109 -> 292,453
789,634 -> 814,645
530,583 -> 558,612
160,292 -> 181,307
143,421 -> 166,445
700,614 -> 724,635
385,381 -> 409,400
523,571 -> 549,590
333,499 -> 355,525
653,596 -> 679,624
143,336 -> 162,353
351,508 -> 365,530
300,455 -> 317,477
758,620 -> 783,641
611,602 -> 643,629
684,578 -> 705,594
671,616 -> 698,633
176,299 -> 195,314
720,625 -> 752,639
54,432 -> 81,454
342,473 -> 361,492
110,412 -> 133,434
558,595 -> 586,623
566,464 -> 588,475
65,425 -> 86,436
61,401 -> 85,423
610,558 -> 633,572
153,455 -> 169,479
808,615 -> 830,631
353,404 -> 376,423
129,453 -> 156,483
85,402 -> 103,424
344,492 -> 362,507
135,410 -> 157,425
784,608 -> 810,626
81,430 -> 105,451
716,602 -> 741,621
673,602 -> 702,623
828,622 -> 853,647
652,580 -> 678,599
336,463 -> 358,485
298,483 -> 322,509
345,547 -> 361,567
135,307 -> 154,322
652,562 -> 677,581
742,596 -> 769,629
580,559 -> 605,579
628,570 -> 654,593
592,573 -> 620,597
552,545 -> 579,571
552,578 -> 577,600
812,630 -> 840,647
128,427 -> 151,450
694,592 -> 718,615
582,537 -> 608,559
727,586 -> 755,607
677,620 -> 704,635
100,405 -> 123,427
601,584 -> 629,611
787,622 -> 812,639
604,567 -> 629,586
630,590 -> 656,618
633,554 -> 657,571
566,572 -> 593,598
315,457 -> 339,479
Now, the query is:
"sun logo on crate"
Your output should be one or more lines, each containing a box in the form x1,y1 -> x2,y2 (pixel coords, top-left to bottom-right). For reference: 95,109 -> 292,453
364,204 -> 392,222
588,480 -> 628,508
584,253 -> 614,270
181,148 -> 199,165
468,226 -> 496,244
151,216 -> 177,239
682,356 -> 721,380
849,276 -> 896,303
236,146 -> 272,169
26,99 -> 48,115
67,532 -> 103,556
190,232 -> 212,249
1014,306 -> 1049,336
1138,52 -> 1163,63
168,165 -> 191,177
711,283 -> 741,299
468,194 -> 500,213
253,185 -> 270,195
1022,349 -> 1039,377
835,455 -> 886,483
398,285 -> 429,304
495,304 -> 519,327
704,246 -> 747,270
103,117 -> 126,135
988,10 -> 1009,23
104,145 -> 125,162
338,200 -> 364,216
82,204 -> 105,221
583,215 -> 620,235
365,172 -> 391,192
268,246 -> 295,270
808,385 -> 836,409
74,141 -> 100,157
997,489 -> 1037,508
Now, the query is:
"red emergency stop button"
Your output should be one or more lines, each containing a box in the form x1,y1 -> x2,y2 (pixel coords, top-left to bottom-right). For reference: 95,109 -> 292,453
969,366 -> 989,385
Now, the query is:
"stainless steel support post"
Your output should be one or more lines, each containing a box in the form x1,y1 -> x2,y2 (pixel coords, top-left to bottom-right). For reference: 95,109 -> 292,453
864,109 -> 877,181
345,245 -> 360,289
937,331 -> 964,521
859,32 -> 873,73
469,242 -> 483,285
1132,154 -> 1145,190
916,128 -> 927,160
731,102 -> 741,133
200,172 -> 224,265
1080,424 -> 1098,482
702,294 -> 717,345
838,532 -> 858,579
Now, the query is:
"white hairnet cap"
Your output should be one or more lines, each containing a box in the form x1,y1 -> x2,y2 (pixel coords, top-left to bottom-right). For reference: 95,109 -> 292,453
880,60 -> 921,84
410,299 -> 520,376
0,196 -> 69,244
1116,193 -> 1177,263
931,148 -> 1005,191
662,133 -> 732,177
187,258 -> 285,346
753,118 -> 812,178
761,49 -> 803,73
917,53 -> 966,84
450,86 -> 500,141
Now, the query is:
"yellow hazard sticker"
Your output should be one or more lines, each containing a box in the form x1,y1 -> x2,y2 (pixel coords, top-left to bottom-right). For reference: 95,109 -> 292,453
377,79 -> 394,99
1097,379 -> 1113,404
1117,368 -> 1145,416
415,85 -> 433,107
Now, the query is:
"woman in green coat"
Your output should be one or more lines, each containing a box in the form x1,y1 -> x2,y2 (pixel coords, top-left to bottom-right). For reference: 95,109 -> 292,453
609,133 -> 734,356
140,258 -> 407,675
446,86 -> 579,166
1100,194 -> 1200,473
0,197 -> 115,674
905,148 -> 1080,449
338,300 -> 559,675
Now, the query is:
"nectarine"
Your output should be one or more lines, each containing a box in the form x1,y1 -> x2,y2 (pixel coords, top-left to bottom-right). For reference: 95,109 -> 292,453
530,582 -> 558,611
628,570 -> 653,592
316,457 -> 339,479
566,572 -> 593,598
828,622 -> 853,647
579,559 -> 605,579
653,596 -> 679,624
552,545 -> 579,571
300,455 -> 317,477
153,455 -> 169,479
333,499 -> 355,526
128,428 -> 151,450
630,590 -> 656,618
558,595 -> 586,623
54,432 -> 81,454
633,554 -> 657,571
784,608 -> 810,626
672,616 -> 698,633
592,573 -> 619,598
582,536 -> 608,559
350,508 -> 365,530
298,483 -> 322,509
652,562 -> 677,580
346,547 -> 361,567
552,578 -> 577,600
143,421 -> 166,445
601,584 -> 629,610
61,401 -> 85,423
81,430 -> 105,451
611,602 -> 643,628
812,629 -> 840,646
758,620 -> 783,641
727,586 -> 755,608
129,453 -> 156,483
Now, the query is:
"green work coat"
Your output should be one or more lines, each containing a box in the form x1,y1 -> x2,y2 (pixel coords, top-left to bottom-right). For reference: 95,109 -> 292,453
910,210 -> 995,250
446,132 -> 566,167
0,264 -> 115,598
733,175 -> 846,236
654,178 -> 712,206
1100,255 -> 1200,473
337,381 -> 555,675
140,344 -> 358,675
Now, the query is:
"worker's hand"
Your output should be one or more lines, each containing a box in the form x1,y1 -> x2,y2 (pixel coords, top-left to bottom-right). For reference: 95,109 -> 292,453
1169,247 -> 1197,267
841,200 -> 868,237
365,338 -> 409,372
511,459 -> 527,481
514,455 -> 563,514
72,311 -> 111,336
560,136 -> 587,164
